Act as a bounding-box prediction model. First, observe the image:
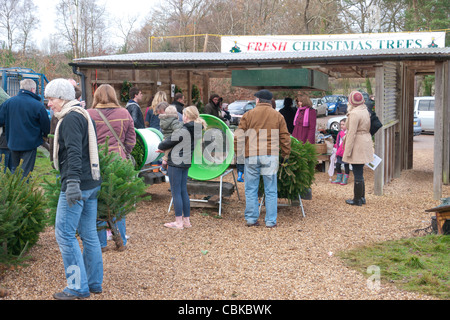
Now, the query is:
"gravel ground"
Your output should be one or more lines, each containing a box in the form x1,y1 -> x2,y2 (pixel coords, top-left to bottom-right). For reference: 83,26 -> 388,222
1,134 -> 448,300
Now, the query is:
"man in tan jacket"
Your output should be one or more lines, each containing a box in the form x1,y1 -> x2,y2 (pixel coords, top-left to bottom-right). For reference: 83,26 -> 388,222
234,89 -> 291,228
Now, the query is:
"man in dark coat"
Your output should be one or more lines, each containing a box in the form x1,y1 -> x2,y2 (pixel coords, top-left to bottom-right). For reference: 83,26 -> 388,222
0,79 -> 50,178
279,97 -> 296,134
126,87 -> 145,129
171,92 -> 185,114
203,94 -> 223,119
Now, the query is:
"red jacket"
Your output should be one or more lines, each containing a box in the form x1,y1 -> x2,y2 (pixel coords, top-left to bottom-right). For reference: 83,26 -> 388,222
87,103 -> 136,159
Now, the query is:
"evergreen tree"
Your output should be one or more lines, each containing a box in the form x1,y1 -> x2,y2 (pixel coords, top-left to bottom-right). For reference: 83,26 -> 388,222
43,140 -> 150,251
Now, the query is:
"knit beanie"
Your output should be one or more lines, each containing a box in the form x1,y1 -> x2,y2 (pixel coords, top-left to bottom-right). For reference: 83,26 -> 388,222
348,91 -> 365,107
45,78 -> 76,101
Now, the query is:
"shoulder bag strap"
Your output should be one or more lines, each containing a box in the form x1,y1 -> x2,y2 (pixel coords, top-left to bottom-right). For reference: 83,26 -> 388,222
96,109 -> 127,152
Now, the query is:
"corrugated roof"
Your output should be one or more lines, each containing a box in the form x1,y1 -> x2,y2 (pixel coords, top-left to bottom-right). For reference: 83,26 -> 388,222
73,47 -> 450,63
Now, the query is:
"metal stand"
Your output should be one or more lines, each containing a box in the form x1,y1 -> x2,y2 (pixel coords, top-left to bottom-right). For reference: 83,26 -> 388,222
140,165 -> 162,173
258,193 -> 305,218
168,168 -> 240,216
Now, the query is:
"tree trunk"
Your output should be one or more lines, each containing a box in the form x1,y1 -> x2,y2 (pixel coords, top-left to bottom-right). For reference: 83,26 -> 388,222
107,220 -> 125,251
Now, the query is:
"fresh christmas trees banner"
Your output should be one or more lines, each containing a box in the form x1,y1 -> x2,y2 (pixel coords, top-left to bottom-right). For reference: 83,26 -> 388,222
221,32 -> 446,53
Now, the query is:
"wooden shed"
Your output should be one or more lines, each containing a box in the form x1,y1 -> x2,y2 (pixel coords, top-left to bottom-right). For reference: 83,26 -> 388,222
69,47 -> 450,199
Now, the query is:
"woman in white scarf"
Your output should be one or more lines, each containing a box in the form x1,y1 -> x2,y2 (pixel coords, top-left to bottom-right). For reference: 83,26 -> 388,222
45,78 -> 103,300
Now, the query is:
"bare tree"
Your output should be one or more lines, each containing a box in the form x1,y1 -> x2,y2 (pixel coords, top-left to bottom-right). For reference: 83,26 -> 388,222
127,14 -> 155,53
116,14 -> 139,53
81,0 -> 109,56
56,0 -> 110,57
16,0 -> 40,53
56,0 -> 81,58
0,0 -> 21,51
338,0 -> 380,33
157,0 -> 212,52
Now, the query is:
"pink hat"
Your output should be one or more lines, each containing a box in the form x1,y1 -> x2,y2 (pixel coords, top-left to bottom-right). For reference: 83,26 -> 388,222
348,91 -> 365,106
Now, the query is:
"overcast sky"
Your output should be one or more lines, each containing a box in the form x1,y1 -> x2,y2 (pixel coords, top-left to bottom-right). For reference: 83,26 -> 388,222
35,0 -> 159,48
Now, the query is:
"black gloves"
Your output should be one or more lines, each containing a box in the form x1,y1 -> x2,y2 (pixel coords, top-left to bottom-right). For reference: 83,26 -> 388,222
66,179 -> 82,207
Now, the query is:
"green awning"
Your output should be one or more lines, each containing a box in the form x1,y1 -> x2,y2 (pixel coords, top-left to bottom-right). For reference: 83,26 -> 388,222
231,68 -> 328,91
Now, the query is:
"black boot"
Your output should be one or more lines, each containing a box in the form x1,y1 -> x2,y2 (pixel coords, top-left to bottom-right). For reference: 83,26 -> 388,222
361,181 -> 366,204
345,181 -> 363,206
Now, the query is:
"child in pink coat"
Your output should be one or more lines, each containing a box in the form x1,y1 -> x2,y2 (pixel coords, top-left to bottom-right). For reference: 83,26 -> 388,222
331,118 -> 350,185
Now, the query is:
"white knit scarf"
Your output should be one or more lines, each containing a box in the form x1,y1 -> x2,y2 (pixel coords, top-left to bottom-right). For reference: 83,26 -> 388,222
53,100 -> 101,180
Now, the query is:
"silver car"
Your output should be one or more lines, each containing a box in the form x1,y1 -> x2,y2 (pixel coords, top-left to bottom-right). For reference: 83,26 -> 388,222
312,98 -> 328,117
228,100 -> 256,125
327,115 -> 347,131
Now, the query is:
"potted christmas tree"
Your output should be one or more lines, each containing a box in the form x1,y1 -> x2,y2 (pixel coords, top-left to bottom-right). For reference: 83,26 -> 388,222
43,140 -> 149,251
259,136 -> 317,201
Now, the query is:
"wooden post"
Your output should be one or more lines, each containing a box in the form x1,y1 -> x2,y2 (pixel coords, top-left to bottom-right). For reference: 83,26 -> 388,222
169,70 -> 174,102
203,73 -> 210,106
374,65 -> 385,196
406,66 -> 415,170
443,61 -> 450,185
394,63 -> 401,178
187,71 -> 192,105
83,68 -> 93,108
399,63 -> 413,171
434,62 -> 444,200
203,34 -> 209,52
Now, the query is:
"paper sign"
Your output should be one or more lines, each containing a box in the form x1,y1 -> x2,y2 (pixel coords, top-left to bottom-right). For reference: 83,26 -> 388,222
366,154 -> 382,170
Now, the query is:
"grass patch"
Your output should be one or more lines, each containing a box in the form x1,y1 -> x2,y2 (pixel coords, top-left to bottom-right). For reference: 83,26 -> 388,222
338,235 -> 450,299
33,147 -> 56,185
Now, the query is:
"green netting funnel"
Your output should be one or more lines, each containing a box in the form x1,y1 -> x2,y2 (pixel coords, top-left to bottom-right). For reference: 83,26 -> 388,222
188,114 -> 234,181
131,128 -> 164,170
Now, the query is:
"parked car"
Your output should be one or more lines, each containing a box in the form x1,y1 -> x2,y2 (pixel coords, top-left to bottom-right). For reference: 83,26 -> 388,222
328,113 -> 421,136
413,116 -> 422,136
228,100 -> 256,125
323,95 -> 348,115
275,99 -> 284,111
414,96 -> 434,133
327,115 -> 347,132
311,98 -> 328,117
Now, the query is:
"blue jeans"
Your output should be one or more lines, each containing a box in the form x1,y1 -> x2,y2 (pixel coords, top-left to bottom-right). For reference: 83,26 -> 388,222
244,155 -> 279,227
168,165 -> 190,217
0,148 -> 10,172
97,218 -> 127,248
55,185 -> 103,297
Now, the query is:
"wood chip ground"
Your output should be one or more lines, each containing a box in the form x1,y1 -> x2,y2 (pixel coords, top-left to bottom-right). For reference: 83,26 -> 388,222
1,134 -> 447,300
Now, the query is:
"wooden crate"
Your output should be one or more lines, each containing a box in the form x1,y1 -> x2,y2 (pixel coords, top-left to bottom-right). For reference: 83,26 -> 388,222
315,143 -> 327,155
426,204 -> 450,235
